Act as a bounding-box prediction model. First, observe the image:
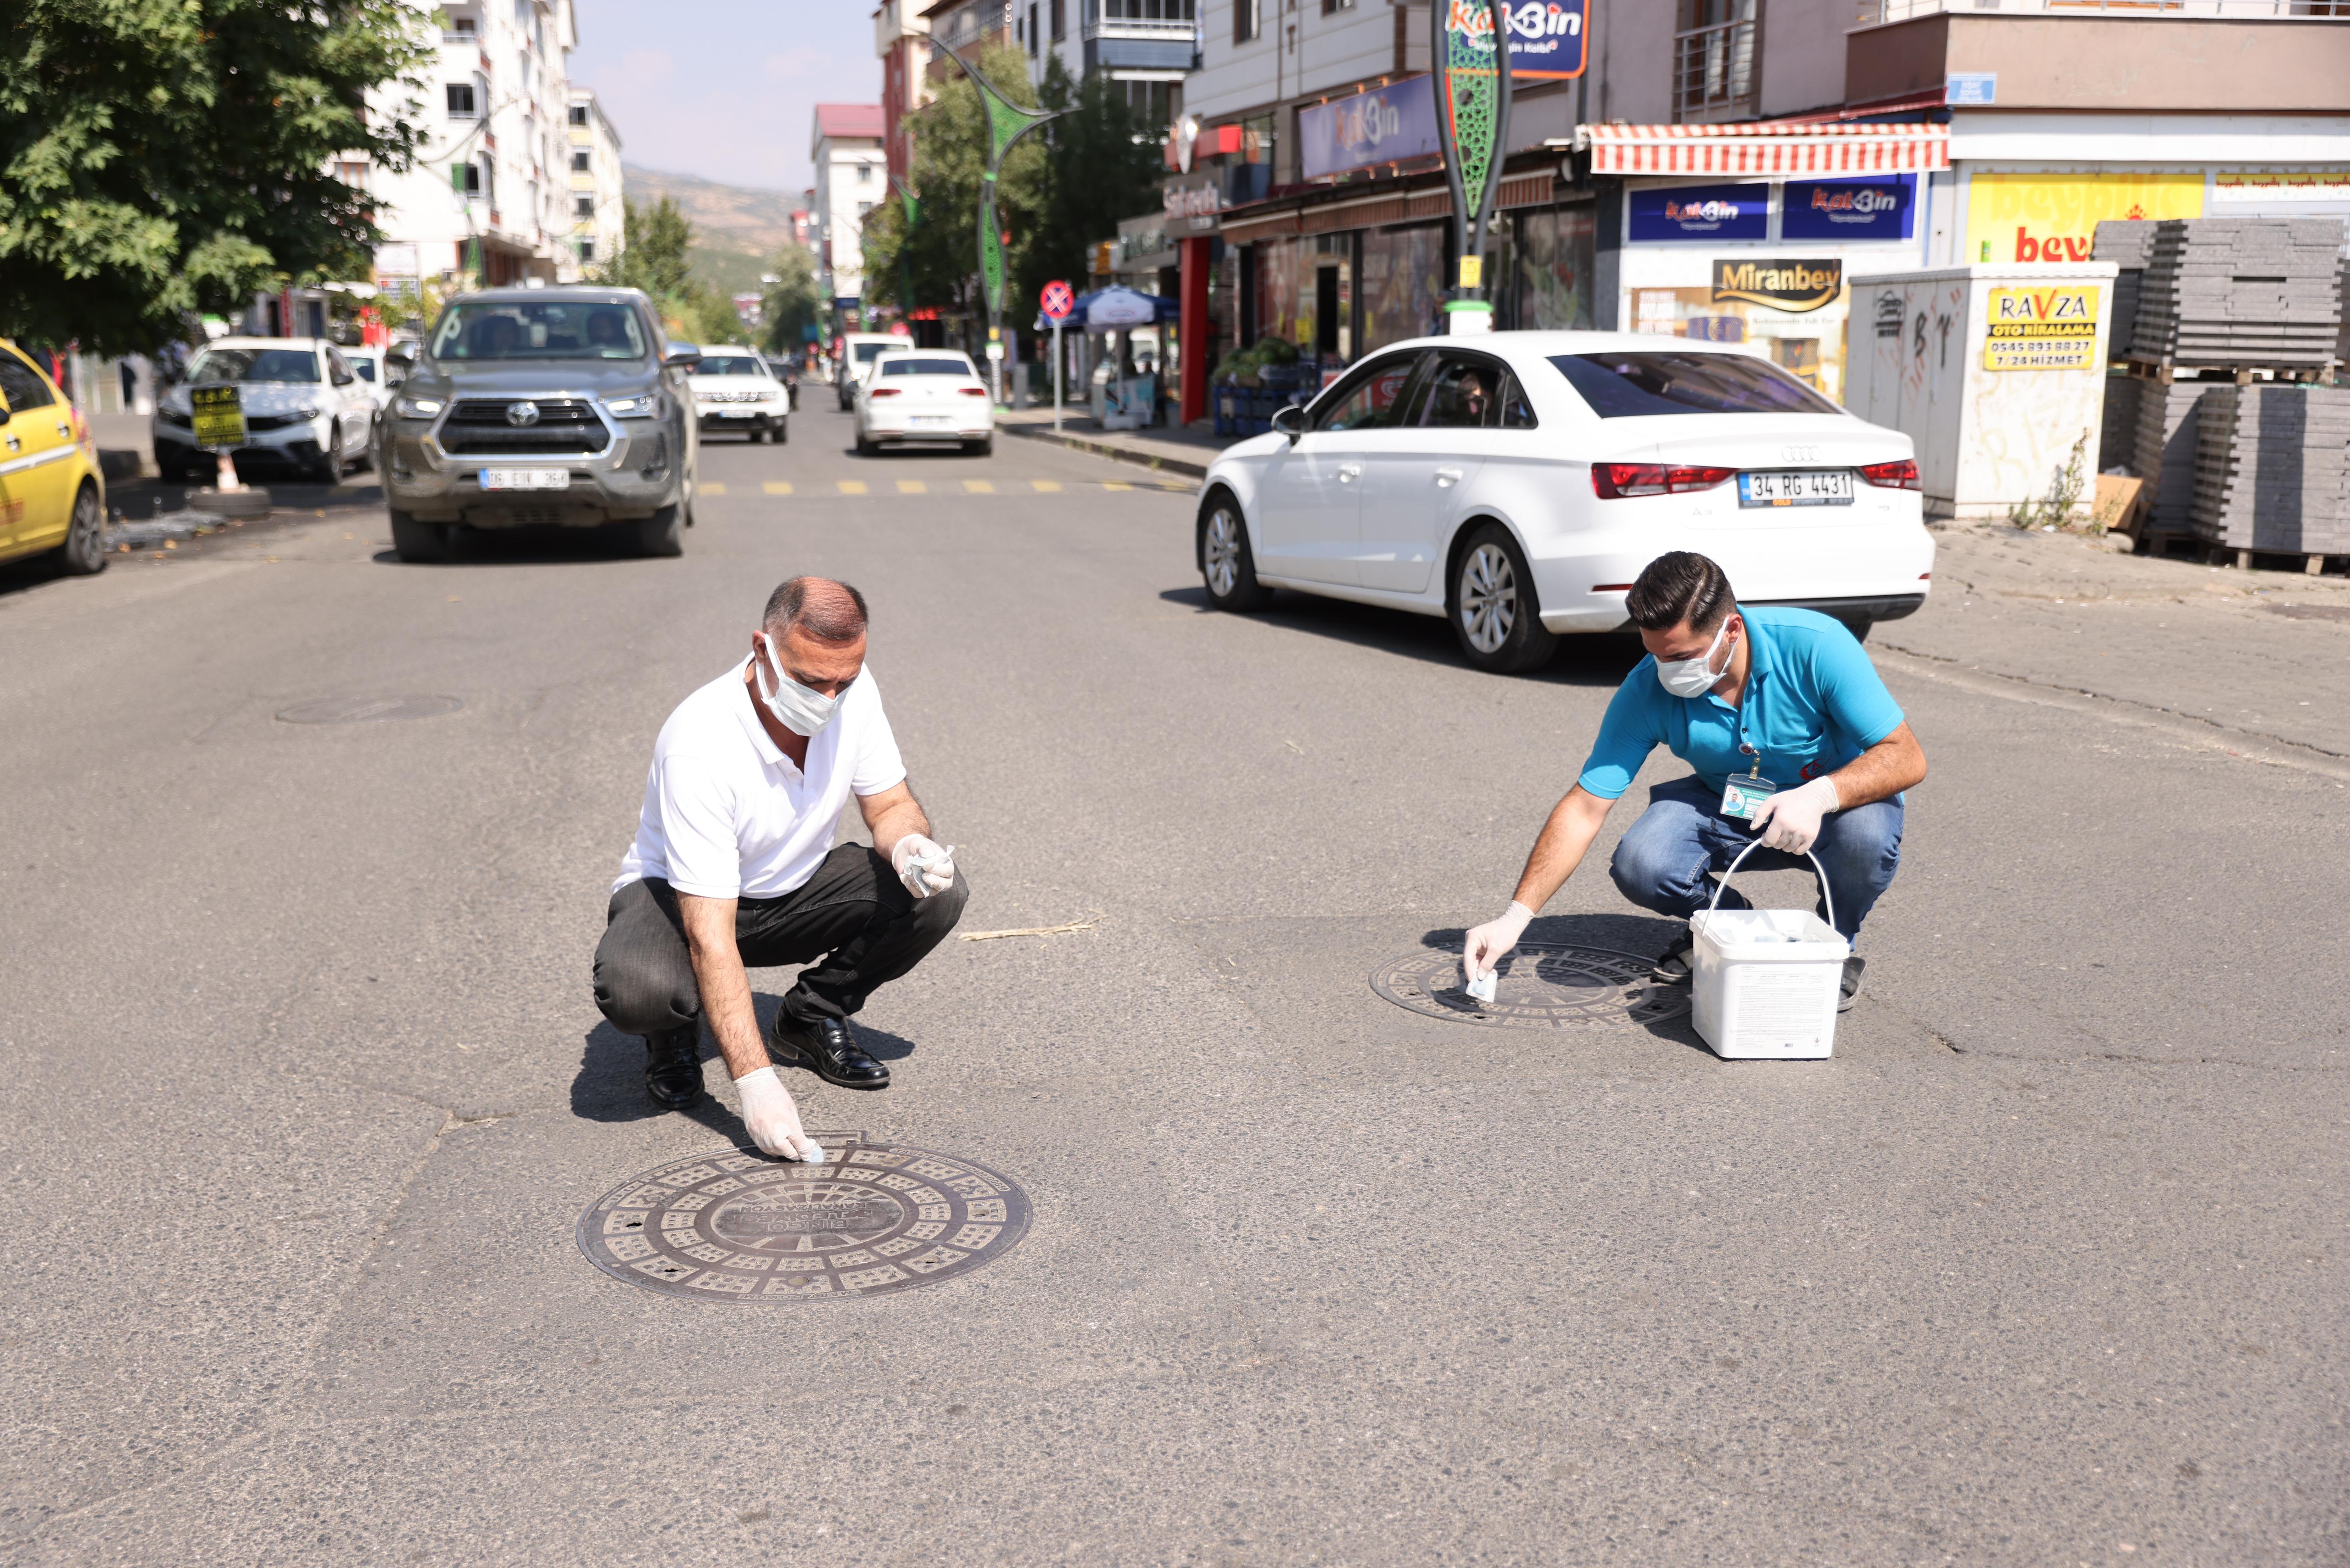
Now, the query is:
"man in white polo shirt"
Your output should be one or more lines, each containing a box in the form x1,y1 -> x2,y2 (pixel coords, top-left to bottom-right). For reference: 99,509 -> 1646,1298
593,577 -> 966,1161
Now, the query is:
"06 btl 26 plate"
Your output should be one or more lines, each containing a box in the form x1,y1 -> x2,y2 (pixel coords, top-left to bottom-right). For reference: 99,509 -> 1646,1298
1371,944 -> 1691,1030
576,1134 -> 1031,1303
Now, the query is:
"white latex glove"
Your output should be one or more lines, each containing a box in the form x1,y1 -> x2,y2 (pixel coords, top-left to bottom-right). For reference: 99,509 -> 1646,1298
1750,775 -> 1841,855
1463,901 -> 1536,985
734,1066 -> 824,1163
890,833 -> 956,899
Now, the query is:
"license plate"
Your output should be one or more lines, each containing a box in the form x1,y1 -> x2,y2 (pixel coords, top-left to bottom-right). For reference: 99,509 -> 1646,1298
478,469 -> 570,491
1738,470 -> 1853,507
911,415 -> 950,428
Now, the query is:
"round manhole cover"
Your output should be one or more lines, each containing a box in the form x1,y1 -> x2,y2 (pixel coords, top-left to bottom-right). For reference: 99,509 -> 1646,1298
276,694 -> 463,724
1371,943 -> 1691,1029
577,1134 -> 1031,1303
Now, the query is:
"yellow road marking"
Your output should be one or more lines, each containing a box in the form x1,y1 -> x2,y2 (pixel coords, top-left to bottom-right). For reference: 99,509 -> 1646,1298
838,480 -> 868,495
762,481 -> 793,495
963,479 -> 995,493
1103,481 -> 1133,492
1030,479 -> 1063,492
700,482 -> 727,496
896,480 -> 926,494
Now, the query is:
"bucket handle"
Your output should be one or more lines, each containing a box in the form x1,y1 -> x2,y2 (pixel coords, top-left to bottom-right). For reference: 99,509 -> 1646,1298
1702,837 -> 1838,937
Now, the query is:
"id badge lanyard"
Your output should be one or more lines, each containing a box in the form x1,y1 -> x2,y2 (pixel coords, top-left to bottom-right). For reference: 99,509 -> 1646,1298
1721,667 -> 1777,822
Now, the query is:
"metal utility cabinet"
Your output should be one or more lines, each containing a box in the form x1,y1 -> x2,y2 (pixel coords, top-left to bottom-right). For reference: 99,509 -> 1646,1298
1845,265 -> 2118,521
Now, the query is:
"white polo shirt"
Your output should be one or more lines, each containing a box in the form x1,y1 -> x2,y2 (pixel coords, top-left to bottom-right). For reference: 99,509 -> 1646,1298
614,660 -> 907,900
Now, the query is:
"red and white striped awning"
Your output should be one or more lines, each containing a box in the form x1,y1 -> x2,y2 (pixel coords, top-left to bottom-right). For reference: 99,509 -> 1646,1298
1581,122 -> 1949,177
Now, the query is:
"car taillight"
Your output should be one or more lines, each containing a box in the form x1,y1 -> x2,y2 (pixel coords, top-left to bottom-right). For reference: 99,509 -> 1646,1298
957,386 -> 987,398
1859,458 -> 1919,490
1591,462 -> 1736,500
869,387 -> 901,398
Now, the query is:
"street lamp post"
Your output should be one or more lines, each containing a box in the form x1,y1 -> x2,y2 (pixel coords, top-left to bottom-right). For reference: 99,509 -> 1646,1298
932,39 -> 1062,403
1433,0 -> 1513,336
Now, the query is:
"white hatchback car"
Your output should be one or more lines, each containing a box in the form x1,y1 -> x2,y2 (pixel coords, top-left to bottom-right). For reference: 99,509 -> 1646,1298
854,349 -> 993,456
687,344 -> 790,443
1195,330 -> 1934,672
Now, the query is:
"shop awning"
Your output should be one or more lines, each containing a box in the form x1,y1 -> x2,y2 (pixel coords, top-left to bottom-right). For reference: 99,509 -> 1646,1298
1580,122 -> 1949,177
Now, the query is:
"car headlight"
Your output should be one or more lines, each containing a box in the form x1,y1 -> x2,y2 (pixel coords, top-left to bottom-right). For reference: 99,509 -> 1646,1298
394,395 -> 444,418
604,393 -> 660,418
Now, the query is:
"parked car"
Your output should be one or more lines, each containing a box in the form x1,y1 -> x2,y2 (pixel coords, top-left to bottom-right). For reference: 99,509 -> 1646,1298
0,338 -> 107,575
834,330 -> 913,410
1194,331 -> 1933,673
688,345 -> 789,442
854,348 -> 994,456
760,353 -> 800,410
342,345 -> 394,416
151,336 -> 379,485
375,286 -> 700,561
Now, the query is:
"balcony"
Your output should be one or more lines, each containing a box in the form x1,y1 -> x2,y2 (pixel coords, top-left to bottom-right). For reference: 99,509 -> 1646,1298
1085,0 -> 1198,70
1674,17 -> 1758,123
1850,2 -> 2350,111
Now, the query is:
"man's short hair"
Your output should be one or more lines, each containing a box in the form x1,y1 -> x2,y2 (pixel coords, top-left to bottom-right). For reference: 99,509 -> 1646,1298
762,576 -> 869,643
1625,552 -> 1736,634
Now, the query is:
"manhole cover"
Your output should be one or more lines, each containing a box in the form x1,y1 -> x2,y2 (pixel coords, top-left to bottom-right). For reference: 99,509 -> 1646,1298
1371,943 -> 1691,1029
275,694 -> 463,724
576,1134 -> 1031,1303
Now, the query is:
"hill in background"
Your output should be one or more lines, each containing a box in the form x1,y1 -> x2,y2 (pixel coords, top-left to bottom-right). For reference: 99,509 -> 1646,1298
623,165 -> 809,301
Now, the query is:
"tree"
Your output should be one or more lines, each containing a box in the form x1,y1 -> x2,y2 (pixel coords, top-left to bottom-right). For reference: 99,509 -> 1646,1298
1018,56 -> 1167,310
0,0 -> 427,356
594,196 -> 743,343
761,243 -> 824,353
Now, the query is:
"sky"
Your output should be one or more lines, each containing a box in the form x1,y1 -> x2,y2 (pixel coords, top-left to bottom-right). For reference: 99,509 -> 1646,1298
566,0 -> 880,192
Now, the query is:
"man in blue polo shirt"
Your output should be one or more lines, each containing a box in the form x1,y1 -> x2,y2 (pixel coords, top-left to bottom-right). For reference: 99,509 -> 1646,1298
1463,550 -> 1927,1008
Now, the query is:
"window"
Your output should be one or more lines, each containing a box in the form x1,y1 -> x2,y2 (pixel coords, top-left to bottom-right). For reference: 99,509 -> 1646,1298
0,350 -> 56,413
446,81 -> 478,118
1413,354 -> 1507,428
879,357 -> 978,377
856,162 -> 873,185
1051,0 -> 1065,39
1320,0 -> 1354,12
856,200 -> 874,218
1547,351 -> 1838,418
1312,352 -> 1423,432
695,355 -> 769,377
351,358 -> 378,383
1028,2 -> 1040,54
453,161 -> 483,196
444,14 -> 477,39
568,103 -> 589,126
334,160 -> 369,189
575,194 -> 594,218
1234,0 -> 1259,43
1104,0 -> 1196,17
186,347 -> 323,385
577,237 -> 596,263
430,301 -> 649,361
571,149 -> 590,171
1674,0 -> 1758,123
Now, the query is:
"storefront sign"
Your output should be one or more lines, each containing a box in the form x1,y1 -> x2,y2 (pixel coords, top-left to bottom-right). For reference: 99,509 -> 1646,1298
2214,169 -> 2350,203
1628,184 -> 1767,242
1946,72 -> 1996,106
1966,172 -> 2203,265
1781,176 -> 1914,241
1162,177 -> 1223,232
1298,76 -> 1441,181
1712,258 -> 1843,313
1436,0 -> 1589,79
1983,285 -> 2101,371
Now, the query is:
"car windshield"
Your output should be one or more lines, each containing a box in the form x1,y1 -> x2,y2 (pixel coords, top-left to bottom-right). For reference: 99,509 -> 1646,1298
878,358 -> 975,377
189,348 -> 321,385
351,359 -> 378,382
852,340 -> 906,364
1547,351 -> 1839,418
429,302 -> 648,361
696,355 -> 767,377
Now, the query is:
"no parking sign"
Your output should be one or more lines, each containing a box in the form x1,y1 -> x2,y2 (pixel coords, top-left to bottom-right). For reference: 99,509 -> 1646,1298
1041,280 -> 1074,323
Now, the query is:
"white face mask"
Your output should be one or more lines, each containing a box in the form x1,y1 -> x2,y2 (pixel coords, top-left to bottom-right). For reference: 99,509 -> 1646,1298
754,637 -> 852,737
1655,619 -> 1735,700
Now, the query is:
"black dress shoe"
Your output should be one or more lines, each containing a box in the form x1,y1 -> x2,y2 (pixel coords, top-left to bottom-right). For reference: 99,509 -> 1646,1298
772,1013 -> 890,1090
1838,955 -> 1867,1013
1652,936 -> 1696,985
644,1025 -> 702,1109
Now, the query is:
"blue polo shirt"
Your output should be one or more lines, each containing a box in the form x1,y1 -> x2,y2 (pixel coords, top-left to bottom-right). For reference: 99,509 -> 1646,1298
1576,606 -> 1906,801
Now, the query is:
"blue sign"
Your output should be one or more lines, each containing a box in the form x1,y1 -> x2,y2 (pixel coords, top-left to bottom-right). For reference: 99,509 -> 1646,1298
1298,75 -> 1441,181
1781,175 -> 1916,241
1947,71 -> 1996,105
1627,184 -> 1768,243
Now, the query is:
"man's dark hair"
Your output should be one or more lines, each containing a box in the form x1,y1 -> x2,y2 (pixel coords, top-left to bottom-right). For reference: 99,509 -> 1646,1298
1625,552 -> 1735,634
762,576 -> 869,643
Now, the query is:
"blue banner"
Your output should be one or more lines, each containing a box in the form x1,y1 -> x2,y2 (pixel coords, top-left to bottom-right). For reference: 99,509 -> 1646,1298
1780,175 -> 1916,241
1627,184 -> 1768,243
1298,76 -> 1441,182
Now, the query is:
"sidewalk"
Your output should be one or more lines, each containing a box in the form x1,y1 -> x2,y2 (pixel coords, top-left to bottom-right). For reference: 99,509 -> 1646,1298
89,409 -> 154,484
995,405 -> 1232,481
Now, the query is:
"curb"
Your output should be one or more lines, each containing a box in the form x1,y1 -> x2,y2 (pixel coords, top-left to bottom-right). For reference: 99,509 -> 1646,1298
997,420 -> 1212,482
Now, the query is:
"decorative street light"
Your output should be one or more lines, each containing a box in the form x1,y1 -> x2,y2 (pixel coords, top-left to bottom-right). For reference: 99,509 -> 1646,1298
931,39 -> 1062,401
1432,0 -> 1513,336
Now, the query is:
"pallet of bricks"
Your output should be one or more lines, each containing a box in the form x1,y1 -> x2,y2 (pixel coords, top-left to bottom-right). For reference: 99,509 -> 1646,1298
2092,217 -> 2346,569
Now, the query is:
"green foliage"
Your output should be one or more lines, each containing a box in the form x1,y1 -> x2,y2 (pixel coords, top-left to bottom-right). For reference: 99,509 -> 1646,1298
760,243 -> 824,353
859,44 -> 1044,319
2008,430 -> 2092,530
0,0 -> 429,355
1213,336 -> 1299,384
1016,56 -> 1167,311
594,196 -> 745,344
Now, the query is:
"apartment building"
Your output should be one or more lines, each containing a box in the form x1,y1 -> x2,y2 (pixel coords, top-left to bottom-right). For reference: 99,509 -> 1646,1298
564,90 -> 625,278
1014,0 -> 1201,129
878,0 -> 937,185
922,0 -> 1014,78
812,104 -> 890,325
365,0 -> 589,305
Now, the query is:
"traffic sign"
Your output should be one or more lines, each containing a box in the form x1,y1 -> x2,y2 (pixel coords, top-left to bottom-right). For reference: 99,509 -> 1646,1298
1040,280 -> 1075,322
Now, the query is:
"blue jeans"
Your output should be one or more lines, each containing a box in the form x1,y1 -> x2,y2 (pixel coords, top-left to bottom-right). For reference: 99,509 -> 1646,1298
1608,776 -> 1903,942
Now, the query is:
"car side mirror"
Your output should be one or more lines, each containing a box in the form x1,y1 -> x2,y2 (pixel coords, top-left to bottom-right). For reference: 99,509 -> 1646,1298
1271,404 -> 1305,442
384,364 -> 408,389
0,402 -> 11,427
664,344 -> 702,370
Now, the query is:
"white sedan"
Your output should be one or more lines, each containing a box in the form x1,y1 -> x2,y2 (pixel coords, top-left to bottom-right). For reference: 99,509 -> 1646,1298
1195,330 -> 1934,672
688,345 -> 790,443
854,349 -> 993,456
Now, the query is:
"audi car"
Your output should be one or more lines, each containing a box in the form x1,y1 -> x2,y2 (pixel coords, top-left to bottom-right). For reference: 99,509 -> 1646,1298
1194,330 -> 1932,672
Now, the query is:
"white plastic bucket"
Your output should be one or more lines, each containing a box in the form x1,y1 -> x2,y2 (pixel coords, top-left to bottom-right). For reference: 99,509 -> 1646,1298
1689,840 -> 1851,1060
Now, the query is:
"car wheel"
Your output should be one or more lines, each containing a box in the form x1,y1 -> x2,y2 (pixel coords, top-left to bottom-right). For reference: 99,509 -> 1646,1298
1451,523 -> 1559,674
55,482 -> 107,576
774,421 -> 788,445
308,424 -> 342,485
634,504 -> 684,558
353,417 -> 377,471
855,430 -> 876,456
1838,618 -> 1874,643
963,437 -> 992,457
1197,489 -> 1273,612
389,510 -> 448,563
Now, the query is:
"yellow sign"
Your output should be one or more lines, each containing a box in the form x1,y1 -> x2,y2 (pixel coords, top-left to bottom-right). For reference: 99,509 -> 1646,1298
1457,255 -> 1483,289
1966,172 -> 2203,264
189,383 -> 246,449
1983,285 -> 2102,370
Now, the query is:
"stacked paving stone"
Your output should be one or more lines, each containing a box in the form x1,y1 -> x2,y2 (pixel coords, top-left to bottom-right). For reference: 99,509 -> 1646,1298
2128,218 -> 2345,368
2132,381 -> 2214,533
2092,220 -> 2160,360
2188,384 -> 2350,551
2099,372 -> 2144,473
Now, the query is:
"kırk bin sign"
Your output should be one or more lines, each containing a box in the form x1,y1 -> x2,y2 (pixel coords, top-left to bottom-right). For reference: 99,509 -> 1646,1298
1780,176 -> 1915,241
1446,0 -> 1589,79
1628,185 -> 1767,242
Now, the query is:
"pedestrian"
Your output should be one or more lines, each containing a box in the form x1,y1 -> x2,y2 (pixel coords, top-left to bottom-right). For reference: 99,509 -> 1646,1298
1462,551 -> 1926,1010
119,358 -> 138,410
592,577 -> 967,1159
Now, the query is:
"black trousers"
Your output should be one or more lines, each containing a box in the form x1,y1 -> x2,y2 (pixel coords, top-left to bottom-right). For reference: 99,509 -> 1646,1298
593,844 -> 968,1037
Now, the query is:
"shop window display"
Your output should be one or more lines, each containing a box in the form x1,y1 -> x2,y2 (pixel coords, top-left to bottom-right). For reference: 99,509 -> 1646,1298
1361,226 -> 1446,354
1506,207 -> 1595,331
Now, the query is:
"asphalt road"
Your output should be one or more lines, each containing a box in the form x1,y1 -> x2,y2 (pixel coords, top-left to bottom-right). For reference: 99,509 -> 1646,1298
3,404 -> 2344,1565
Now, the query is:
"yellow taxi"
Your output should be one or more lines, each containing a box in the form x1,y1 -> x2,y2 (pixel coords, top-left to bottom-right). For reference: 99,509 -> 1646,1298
0,339 -> 107,574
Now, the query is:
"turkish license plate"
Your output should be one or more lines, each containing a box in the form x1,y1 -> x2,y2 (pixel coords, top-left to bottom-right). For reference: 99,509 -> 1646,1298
478,469 -> 570,491
1738,469 -> 1853,507
910,415 -> 950,428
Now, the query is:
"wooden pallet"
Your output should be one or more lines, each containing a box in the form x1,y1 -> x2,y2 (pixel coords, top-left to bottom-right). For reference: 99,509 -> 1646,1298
2115,356 -> 2337,386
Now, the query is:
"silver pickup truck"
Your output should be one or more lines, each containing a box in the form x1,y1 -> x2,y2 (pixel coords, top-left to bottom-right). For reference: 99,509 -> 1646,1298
378,286 -> 700,560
